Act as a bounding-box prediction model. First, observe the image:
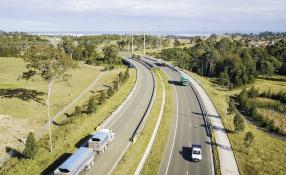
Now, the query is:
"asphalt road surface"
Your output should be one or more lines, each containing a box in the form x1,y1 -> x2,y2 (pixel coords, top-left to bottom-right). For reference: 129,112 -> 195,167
81,59 -> 154,175
141,58 -> 213,175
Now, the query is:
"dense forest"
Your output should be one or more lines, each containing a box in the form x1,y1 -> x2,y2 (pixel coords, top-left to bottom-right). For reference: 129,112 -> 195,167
159,37 -> 286,88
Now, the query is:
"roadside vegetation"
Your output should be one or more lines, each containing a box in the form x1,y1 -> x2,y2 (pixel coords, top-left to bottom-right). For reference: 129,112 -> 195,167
186,70 -> 286,175
0,66 -> 136,175
157,34 -> 286,89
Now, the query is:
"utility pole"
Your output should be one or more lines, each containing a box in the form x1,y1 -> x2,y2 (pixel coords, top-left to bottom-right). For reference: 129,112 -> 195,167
131,26 -> 134,56
144,33 -> 146,56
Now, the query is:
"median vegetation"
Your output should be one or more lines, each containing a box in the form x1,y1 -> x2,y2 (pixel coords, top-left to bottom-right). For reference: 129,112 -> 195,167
0,67 -> 136,175
112,69 -> 173,175
140,70 -> 174,175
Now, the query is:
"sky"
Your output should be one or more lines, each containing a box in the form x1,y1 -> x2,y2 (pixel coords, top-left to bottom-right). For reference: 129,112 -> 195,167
0,0 -> 285,33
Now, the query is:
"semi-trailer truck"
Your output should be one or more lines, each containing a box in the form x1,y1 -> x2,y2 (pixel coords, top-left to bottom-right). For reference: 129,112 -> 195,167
88,129 -> 115,154
54,147 -> 95,175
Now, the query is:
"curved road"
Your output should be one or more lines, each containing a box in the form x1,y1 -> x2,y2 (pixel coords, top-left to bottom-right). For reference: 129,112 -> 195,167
141,57 -> 213,175
81,59 -> 154,175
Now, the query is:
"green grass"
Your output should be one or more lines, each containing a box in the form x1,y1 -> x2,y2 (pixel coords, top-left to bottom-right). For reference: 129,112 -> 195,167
0,57 -> 128,166
186,70 -> 286,175
0,67 -> 136,175
112,69 -> 164,175
140,71 -> 174,175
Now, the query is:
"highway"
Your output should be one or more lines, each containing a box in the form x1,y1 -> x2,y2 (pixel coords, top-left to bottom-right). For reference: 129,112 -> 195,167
141,58 -> 213,175
81,59 -> 154,175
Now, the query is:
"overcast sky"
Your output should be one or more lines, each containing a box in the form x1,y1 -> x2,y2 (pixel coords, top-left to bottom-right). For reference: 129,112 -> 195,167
0,0 -> 285,33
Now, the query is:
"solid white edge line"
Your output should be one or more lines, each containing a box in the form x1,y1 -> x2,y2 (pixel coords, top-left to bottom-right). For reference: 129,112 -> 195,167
134,72 -> 165,175
164,78 -> 179,175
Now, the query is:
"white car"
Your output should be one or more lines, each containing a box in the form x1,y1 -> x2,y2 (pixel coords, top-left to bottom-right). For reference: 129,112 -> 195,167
191,144 -> 202,162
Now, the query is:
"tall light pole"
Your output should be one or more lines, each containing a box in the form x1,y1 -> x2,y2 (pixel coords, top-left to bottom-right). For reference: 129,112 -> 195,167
143,33 -> 146,56
131,26 -> 134,56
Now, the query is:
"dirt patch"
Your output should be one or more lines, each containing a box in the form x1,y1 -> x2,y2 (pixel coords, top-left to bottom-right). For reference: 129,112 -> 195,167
0,115 -> 44,167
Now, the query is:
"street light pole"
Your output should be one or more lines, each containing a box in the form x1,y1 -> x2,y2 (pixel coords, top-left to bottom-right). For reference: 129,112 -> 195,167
131,26 -> 134,56
143,33 -> 146,56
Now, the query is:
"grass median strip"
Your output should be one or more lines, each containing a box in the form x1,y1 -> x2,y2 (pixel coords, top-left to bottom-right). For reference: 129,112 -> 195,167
140,70 -> 174,175
0,69 -> 136,175
112,69 -> 163,175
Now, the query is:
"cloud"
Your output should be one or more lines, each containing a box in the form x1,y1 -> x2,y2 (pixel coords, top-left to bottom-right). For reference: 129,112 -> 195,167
0,0 -> 285,31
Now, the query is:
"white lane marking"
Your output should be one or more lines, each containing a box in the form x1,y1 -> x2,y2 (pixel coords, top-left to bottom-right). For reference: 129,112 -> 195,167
165,80 -> 179,175
189,122 -> 192,127
189,139 -> 192,147
108,142 -> 131,175
108,65 -> 143,128
187,171 -> 189,175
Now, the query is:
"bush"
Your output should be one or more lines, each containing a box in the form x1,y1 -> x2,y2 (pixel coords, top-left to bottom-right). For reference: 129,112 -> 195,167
98,91 -> 106,105
73,106 -> 82,116
87,97 -> 97,114
23,132 -> 37,159
107,86 -> 114,97
233,114 -> 245,133
244,131 -> 254,147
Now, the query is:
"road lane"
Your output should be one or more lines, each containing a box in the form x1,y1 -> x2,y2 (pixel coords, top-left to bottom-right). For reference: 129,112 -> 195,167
140,57 -> 213,175
81,59 -> 154,175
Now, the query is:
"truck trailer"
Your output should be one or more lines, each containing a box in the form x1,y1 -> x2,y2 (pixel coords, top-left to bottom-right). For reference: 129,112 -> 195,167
54,147 -> 95,175
88,129 -> 115,154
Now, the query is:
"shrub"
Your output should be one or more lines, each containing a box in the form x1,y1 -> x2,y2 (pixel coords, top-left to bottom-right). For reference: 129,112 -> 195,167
73,106 -> 82,116
107,86 -> 114,97
87,97 -> 97,114
23,132 -> 37,159
233,114 -> 245,133
98,91 -> 106,105
244,131 -> 254,147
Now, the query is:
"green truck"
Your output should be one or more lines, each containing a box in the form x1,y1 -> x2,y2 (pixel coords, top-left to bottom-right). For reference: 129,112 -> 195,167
180,73 -> 189,86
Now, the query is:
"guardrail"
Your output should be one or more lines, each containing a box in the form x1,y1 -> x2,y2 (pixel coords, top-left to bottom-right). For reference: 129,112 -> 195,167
129,58 -> 156,142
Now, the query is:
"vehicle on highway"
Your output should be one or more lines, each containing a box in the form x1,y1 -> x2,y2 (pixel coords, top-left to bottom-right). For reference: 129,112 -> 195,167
191,144 -> 202,162
88,129 -> 115,154
54,147 -> 95,175
180,73 -> 189,86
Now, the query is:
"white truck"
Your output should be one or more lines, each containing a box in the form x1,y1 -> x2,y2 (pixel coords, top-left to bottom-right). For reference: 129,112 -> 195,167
191,144 -> 202,162
54,147 -> 95,175
88,129 -> 115,154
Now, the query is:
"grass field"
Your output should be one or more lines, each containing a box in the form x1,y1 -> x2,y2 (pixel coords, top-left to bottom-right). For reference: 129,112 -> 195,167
0,65 -> 136,175
186,70 -> 286,175
0,56 -> 131,169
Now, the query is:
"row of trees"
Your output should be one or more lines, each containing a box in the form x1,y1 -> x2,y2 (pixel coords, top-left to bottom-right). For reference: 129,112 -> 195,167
159,38 -> 285,88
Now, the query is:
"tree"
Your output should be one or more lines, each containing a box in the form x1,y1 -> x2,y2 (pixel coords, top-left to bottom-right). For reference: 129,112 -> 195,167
113,80 -> 119,91
98,91 -> 106,105
87,97 -> 97,114
233,114 -> 245,133
174,39 -> 181,47
24,45 -> 76,152
244,131 -> 254,147
23,132 -> 36,159
107,86 -> 114,97
257,60 -> 274,78
102,45 -> 121,64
